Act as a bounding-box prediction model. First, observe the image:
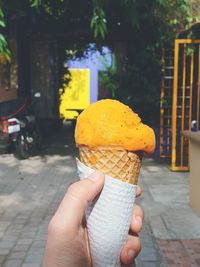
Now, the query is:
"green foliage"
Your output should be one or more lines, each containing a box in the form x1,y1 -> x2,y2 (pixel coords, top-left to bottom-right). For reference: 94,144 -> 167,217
0,0 -> 200,124
90,6 -> 107,39
154,0 -> 200,43
1,0 -> 200,58
29,0 -> 69,18
0,6 -> 11,61
0,8 -> 5,27
30,0 -> 42,8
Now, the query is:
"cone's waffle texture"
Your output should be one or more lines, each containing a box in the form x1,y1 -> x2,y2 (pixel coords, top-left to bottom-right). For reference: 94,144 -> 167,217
79,146 -> 142,184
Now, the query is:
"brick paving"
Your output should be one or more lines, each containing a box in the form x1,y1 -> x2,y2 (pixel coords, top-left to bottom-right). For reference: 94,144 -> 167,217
0,128 -> 78,267
157,239 -> 200,267
137,157 -> 200,267
0,126 -> 200,267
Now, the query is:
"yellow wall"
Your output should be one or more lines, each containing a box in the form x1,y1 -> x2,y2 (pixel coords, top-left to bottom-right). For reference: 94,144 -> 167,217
59,68 -> 90,119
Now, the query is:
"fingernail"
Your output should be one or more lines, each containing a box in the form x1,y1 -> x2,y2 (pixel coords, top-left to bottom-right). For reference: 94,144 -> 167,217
128,249 -> 135,259
88,171 -> 102,181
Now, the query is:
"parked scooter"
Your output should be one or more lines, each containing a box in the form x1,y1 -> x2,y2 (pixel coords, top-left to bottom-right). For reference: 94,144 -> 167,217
0,95 -> 42,159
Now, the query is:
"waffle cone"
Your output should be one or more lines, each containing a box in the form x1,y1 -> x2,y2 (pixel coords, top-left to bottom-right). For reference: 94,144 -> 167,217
79,145 -> 142,184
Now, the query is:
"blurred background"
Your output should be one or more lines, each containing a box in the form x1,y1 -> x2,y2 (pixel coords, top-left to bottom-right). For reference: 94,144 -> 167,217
0,1 -> 200,266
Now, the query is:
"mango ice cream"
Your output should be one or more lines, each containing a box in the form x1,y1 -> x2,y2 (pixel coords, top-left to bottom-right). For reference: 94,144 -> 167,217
75,99 -> 155,184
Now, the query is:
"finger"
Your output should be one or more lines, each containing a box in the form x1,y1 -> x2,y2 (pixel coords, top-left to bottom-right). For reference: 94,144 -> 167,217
136,185 -> 142,197
51,171 -> 105,229
120,234 -> 141,266
130,204 -> 144,234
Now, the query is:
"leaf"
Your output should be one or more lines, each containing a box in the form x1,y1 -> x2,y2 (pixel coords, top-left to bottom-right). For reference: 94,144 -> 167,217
90,16 -> 96,29
157,0 -> 166,6
94,26 -> 98,39
98,7 -> 105,18
0,33 -> 7,43
0,8 -> 4,18
99,25 -> 105,38
30,0 -> 42,8
101,21 -> 107,33
0,20 -> 5,27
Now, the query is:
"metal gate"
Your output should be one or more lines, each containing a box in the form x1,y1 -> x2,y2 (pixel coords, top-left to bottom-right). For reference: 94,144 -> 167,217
160,39 -> 200,171
172,39 -> 200,171
160,48 -> 174,158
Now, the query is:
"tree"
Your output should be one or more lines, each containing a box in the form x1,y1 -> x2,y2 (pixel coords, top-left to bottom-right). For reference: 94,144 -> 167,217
1,0 -> 200,60
1,0 -> 200,125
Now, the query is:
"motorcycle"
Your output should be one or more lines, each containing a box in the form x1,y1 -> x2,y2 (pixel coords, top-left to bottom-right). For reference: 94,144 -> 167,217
0,96 -> 42,159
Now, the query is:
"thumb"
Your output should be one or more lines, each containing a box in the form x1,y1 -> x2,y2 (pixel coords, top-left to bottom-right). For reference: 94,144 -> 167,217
53,171 -> 105,228
67,171 -> 105,217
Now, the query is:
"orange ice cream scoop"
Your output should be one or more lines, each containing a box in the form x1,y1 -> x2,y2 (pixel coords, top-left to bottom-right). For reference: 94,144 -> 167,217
75,99 -> 155,154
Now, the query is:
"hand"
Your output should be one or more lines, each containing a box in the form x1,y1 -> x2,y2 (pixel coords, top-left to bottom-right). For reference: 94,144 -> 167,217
42,171 -> 143,267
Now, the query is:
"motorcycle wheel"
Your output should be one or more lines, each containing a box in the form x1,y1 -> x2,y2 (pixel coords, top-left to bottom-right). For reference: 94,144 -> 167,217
15,137 -> 29,159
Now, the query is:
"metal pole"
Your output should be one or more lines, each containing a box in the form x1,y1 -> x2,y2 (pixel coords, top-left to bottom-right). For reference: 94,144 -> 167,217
180,45 -> 186,166
172,40 -> 179,170
160,48 -> 165,156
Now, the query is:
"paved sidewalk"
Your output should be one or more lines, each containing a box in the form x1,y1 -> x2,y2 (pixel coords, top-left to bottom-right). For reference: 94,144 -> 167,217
0,130 -> 79,267
0,128 -> 200,267
136,158 -> 200,267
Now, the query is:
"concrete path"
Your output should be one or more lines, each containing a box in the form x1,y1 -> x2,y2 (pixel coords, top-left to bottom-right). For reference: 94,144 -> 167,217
0,128 -> 79,267
136,158 -> 200,267
0,127 -> 200,267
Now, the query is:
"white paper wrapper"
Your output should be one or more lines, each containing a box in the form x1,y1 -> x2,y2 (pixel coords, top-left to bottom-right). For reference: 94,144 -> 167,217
76,159 -> 137,267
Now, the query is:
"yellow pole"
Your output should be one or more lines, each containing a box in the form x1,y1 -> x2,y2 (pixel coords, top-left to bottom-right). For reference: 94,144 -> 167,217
172,40 -> 179,170
180,46 -> 186,166
188,51 -> 194,169
167,50 -> 172,156
160,48 -> 165,156
189,52 -> 194,124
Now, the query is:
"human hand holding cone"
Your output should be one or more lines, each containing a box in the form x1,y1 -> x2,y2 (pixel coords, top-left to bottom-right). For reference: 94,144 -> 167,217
75,99 -> 155,267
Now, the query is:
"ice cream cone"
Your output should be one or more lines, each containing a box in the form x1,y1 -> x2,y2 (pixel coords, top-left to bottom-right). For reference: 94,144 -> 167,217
79,145 -> 142,185
75,99 -> 155,267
